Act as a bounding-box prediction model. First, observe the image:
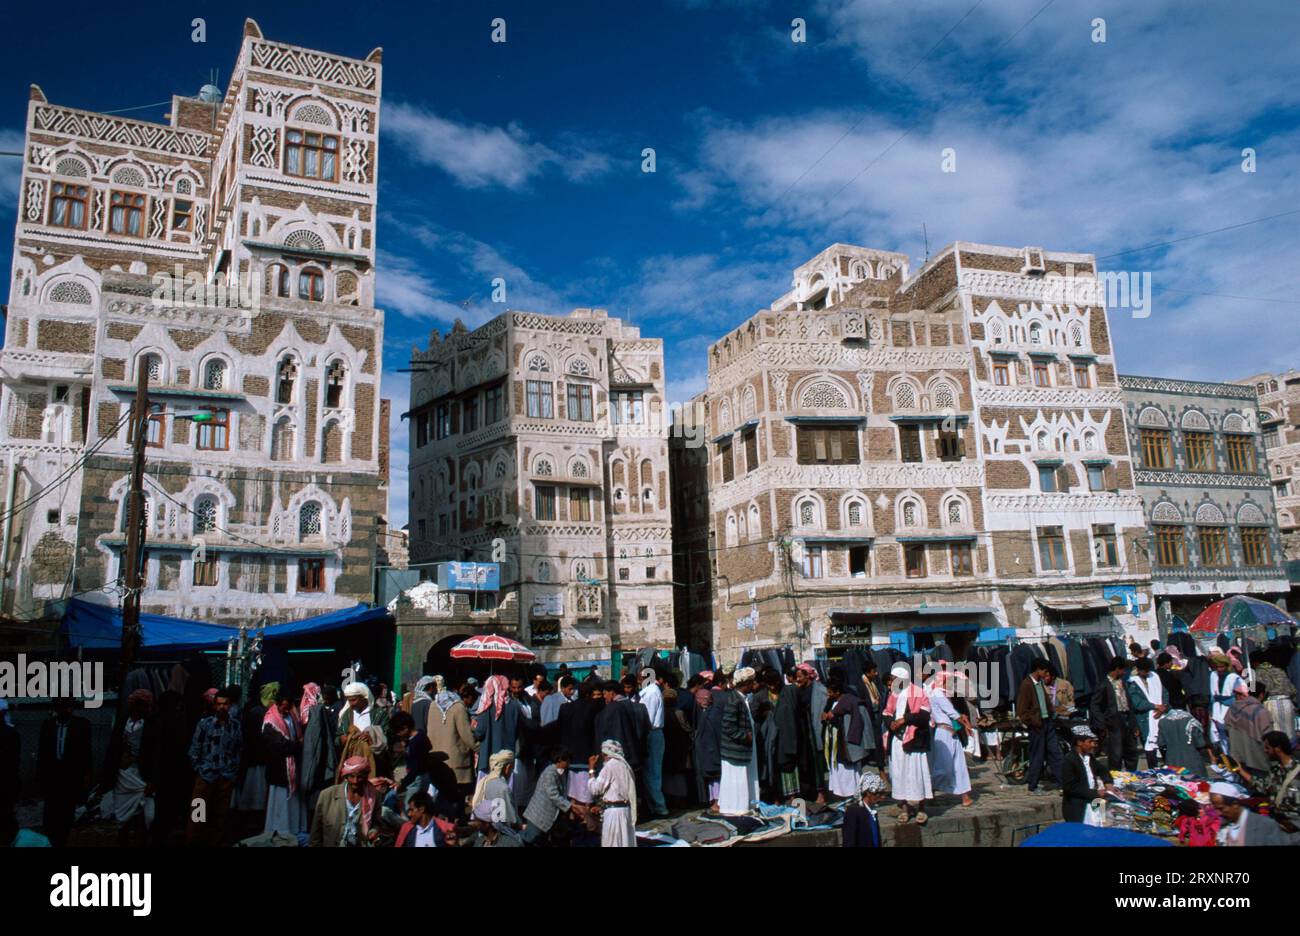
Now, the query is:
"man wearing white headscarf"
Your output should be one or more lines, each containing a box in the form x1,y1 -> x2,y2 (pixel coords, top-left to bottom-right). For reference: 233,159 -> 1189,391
1210,781 -> 1300,846
337,682 -> 387,742
718,667 -> 760,816
589,740 -> 637,847
409,676 -> 436,735
842,771 -> 887,847
883,663 -> 933,824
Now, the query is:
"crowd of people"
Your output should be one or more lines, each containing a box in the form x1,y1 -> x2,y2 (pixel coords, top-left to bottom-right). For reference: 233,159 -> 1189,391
5,633 -> 1296,848
2,655 -> 982,848
1017,638 -> 1300,845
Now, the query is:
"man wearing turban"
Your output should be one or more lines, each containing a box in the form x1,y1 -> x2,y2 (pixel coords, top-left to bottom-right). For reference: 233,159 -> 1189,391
308,755 -> 390,847
717,667 -> 760,816
589,740 -> 637,846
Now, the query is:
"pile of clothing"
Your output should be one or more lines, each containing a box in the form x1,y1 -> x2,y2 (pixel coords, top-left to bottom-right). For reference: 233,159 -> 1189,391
1102,768 -> 1211,837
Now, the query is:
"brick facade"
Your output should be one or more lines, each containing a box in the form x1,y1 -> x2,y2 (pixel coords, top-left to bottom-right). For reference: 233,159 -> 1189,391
0,20 -> 391,622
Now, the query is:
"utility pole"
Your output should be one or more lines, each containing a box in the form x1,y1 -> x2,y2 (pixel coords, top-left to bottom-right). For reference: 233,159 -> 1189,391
117,357 -> 150,712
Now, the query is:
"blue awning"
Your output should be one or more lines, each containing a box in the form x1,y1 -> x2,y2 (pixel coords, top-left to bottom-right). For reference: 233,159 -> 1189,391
59,598 -> 392,651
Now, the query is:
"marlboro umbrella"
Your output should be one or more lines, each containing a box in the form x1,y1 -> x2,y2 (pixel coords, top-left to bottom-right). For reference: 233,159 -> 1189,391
449,634 -> 536,663
1189,596 -> 1295,634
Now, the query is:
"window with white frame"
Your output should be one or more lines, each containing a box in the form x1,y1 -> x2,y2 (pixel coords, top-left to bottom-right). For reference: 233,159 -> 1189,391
299,501 -> 323,540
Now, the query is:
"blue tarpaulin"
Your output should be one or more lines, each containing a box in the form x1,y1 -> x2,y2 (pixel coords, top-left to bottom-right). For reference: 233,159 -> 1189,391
59,599 -> 391,652
1019,824 -> 1173,847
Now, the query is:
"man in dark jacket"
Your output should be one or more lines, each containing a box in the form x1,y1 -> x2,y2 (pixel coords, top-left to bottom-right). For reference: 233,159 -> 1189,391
718,668 -> 759,815
1155,653 -> 1189,710
101,689 -> 162,846
36,697 -> 93,846
593,681 -> 645,770
1089,656 -> 1142,773
1061,724 -> 1113,822
693,686 -> 725,810
1014,659 -> 1061,794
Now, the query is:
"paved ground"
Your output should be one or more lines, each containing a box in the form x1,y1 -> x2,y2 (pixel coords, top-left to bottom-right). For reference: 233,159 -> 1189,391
740,761 -> 1064,847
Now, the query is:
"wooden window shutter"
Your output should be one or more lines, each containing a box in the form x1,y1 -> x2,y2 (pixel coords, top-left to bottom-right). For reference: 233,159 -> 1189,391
843,427 -> 860,463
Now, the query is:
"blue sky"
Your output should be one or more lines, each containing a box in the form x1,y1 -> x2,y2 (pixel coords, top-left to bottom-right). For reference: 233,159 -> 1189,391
2,0 -> 1298,529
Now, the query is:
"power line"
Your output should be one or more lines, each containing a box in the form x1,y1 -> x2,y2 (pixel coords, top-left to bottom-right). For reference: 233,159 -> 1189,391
772,0 -> 985,206
1094,208 -> 1300,262
99,100 -> 173,116
0,409 -> 132,526
824,0 -> 1057,206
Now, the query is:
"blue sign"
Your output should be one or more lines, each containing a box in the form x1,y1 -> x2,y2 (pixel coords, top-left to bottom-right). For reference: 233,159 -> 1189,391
1103,585 -> 1140,615
437,562 -> 500,592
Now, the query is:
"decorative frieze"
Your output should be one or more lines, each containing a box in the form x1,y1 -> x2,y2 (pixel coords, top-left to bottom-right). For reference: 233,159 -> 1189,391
33,105 -> 210,157
249,40 -> 379,91
976,385 -> 1123,407
1118,374 -> 1256,400
1134,469 -> 1271,489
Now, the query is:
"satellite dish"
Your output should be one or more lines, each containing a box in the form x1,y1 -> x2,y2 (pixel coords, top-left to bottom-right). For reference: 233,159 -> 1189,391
198,84 -> 222,103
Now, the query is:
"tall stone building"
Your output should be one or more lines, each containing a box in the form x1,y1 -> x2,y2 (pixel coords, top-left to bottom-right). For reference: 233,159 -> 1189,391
0,20 -> 388,622
405,308 -> 675,672
1235,370 -> 1300,563
1119,375 -> 1288,624
676,242 -> 1156,666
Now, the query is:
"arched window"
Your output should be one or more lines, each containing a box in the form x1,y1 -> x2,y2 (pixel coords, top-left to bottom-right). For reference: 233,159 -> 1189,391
1036,430 -> 1050,451
946,498 -> 963,526
1083,429 -> 1098,452
534,457 -> 553,477
538,560 -> 553,583
269,264 -> 290,298
203,359 -> 227,391
1029,322 -> 1042,345
193,496 -> 217,535
1070,323 -> 1084,348
748,503 -> 761,537
848,501 -> 863,526
932,381 -> 955,410
893,382 -> 917,410
725,513 -> 738,546
797,499 -> 817,527
527,355 -> 551,375
54,156 -> 89,178
902,501 -> 918,528
277,356 -> 298,404
990,320 -> 1005,345
299,501 -> 322,540
494,459 -> 508,480
325,359 -> 346,408
298,266 -> 325,302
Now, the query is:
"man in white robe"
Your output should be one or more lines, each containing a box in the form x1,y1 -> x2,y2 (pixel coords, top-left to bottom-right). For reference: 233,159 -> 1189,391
718,668 -> 759,816
589,740 -> 637,847
1129,658 -> 1167,769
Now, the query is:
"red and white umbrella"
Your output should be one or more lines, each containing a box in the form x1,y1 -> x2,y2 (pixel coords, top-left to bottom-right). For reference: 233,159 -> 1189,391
449,634 -> 536,663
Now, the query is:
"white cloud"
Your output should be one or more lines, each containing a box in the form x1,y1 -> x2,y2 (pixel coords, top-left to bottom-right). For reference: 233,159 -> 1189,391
381,369 -> 412,529
382,101 -> 611,190
670,1 -> 1300,382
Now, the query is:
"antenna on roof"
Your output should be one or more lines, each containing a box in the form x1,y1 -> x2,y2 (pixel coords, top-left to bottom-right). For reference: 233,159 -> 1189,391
922,224 -> 931,263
